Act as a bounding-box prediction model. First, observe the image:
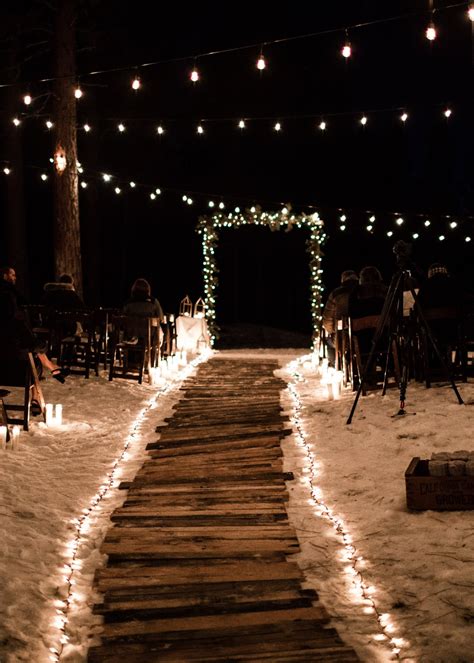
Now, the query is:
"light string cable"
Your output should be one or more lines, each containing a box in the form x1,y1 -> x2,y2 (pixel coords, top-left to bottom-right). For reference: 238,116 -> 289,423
1,156 -> 473,235
286,354 -> 407,659
48,350 -> 212,662
0,2 -> 469,89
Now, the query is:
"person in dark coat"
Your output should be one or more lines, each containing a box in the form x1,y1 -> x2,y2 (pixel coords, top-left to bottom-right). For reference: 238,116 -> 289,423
0,265 -> 27,306
123,278 -> 164,352
42,274 -> 84,311
322,270 -> 359,365
348,266 -> 388,357
417,263 -> 463,348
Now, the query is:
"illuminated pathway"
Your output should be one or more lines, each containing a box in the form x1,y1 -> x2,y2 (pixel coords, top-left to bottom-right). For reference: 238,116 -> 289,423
88,355 -> 358,662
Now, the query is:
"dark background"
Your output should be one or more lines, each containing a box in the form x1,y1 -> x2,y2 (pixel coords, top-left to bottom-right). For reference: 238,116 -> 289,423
0,0 -> 472,341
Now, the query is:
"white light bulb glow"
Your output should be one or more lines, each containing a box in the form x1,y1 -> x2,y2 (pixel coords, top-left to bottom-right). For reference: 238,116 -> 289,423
41,173 -> 48,181
426,23 -> 437,40
238,120 -> 246,129
360,115 -> 368,126
342,43 -> 351,58
156,126 -> 164,135
132,76 -> 141,90
118,123 -> 126,132
444,108 -> 452,118
424,220 -> 431,227
274,122 -> 282,132
83,124 -> 91,132
387,231 -> 393,237
102,173 -> 111,182
469,5 -> 474,20
12,118 -> 20,127
197,125 -> 204,134
396,217 -> 404,226
23,94 -> 32,105
3,167 -> 11,175
400,113 -> 408,122
46,120 -> 53,129
129,181 -> 136,188
114,187 -> 121,194
80,181 -> 87,189
319,121 -> 327,131
74,86 -> 83,99
190,68 -> 200,82
257,55 -> 266,70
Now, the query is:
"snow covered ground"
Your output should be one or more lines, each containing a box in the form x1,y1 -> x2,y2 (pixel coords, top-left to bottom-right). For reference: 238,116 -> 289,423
1,349 -> 473,663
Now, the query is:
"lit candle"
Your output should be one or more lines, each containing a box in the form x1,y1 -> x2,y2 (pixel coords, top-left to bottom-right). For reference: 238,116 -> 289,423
333,371 -> 344,400
54,404 -> 63,426
45,403 -> 54,427
0,426 -> 7,450
11,426 -> 20,450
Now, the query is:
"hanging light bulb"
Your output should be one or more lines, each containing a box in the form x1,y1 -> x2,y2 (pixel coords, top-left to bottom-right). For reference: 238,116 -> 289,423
45,120 -> 53,129
341,43 -> 351,58
369,215 -> 376,222
12,118 -> 21,127
208,201 -> 215,208
187,198 -> 193,205
83,124 -> 91,132
102,173 -> 111,182
114,187 -> 121,194
132,76 -> 141,90
444,108 -> 452,118
256,53 -> 266,70
340,214 -> 347,222
387,231 -> 394,237
80,181 -> 87,189
197,125 -> 204,134
274,122 -> 282,132
219,202 -> 225,209
439,235 -> 445,241
3,167 -> 11,175
155,188 -> 161,195
412,233 -> 419,239
319,120 -> 327,131
426,22 -> 437,41
74,85 -> 83,99
465,236 -> 472,242
156,125 -> 164,135
400,112 -> 408,122
117,123 -> 126,132
396,217 -> 404,226
150,192 -> 156,200
23,94 -> 32,105
424,219 -> 431,227
449,221 -> 458,229
238,119 -> 246,129
360,115 -> 368,126
129,181 -> 136,188
182,195 -> 188,202
190,67 -> 200,82
469,5 -> 474,21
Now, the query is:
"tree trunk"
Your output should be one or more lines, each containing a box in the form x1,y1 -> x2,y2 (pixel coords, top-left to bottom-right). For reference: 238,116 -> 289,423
4,30 -> 29,297
52,0 -> 82,295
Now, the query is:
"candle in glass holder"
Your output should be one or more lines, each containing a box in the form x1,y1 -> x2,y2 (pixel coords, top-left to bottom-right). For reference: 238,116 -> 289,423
54,404 -> 63,426
0,425 -> 7,450
11,426 -> 20,450
45,403 -> 54,427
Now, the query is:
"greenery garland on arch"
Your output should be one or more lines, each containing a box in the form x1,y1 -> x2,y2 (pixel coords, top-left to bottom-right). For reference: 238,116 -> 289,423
196,206 -> 327,348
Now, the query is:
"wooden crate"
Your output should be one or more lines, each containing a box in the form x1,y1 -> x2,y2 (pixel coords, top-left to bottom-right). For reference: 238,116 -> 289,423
405,457 -> 474,511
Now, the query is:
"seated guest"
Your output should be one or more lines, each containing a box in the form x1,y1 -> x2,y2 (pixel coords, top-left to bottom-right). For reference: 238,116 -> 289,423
123,278 -> 164,344
42,273 -> 84,311
0,265 -> 27,306
322,270 -> 359,365
417,263 -> 462,348
349,266 -> 388,356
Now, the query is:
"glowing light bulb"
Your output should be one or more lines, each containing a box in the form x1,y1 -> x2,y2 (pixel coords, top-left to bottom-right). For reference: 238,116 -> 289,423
41,173 -> 48,181
118,123 -> 126,132
190,68 -> 199,82
197,125 -> 204,134
187,198 -> 193,205
341,43 -> 351,58
396,217 -> 404,225
412,233 -> 419,239
426,22 -> 437,41
369,215 -> 376,222
150,192 -> 156,200
469,5 -> 474,21
340,214 -> 347,222
129,181 -> 136,188
360,115 -> 368,125
424,219 -> 431,227
155,188 -> 161,194
208,201 -> 215,207
340,225 -> 346,231
182,195 -> 188,202
80,181 -> 87,188
439,235 -> 445,241
156,125 -> 164,135
102,173 -> 111,182
83,124 -> 91,132
219,202 -> 225,209
366,225 -> 373,232
23,94 -> 32,105
465,236 -> 472,242
114,187 -> 121,194
238,119 -> 246,129
401,112 -> 408,122
256,55 -> 266,70
449,221 -> 457,229
74,86 -> 83,99
132,76 -> 141,90
319,121 -> 326,131
444,108 -> 452,118
274,122 -> 282,132
12,118 -> 20,127
3,167 -> 11,175
387,231 -> 393,237
46,120 -> 53,129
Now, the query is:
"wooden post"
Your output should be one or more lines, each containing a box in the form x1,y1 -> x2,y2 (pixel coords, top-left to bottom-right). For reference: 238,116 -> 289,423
52,0 -> 83,295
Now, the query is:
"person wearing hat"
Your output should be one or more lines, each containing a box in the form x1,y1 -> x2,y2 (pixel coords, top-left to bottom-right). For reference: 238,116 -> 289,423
322,270 -> 359,365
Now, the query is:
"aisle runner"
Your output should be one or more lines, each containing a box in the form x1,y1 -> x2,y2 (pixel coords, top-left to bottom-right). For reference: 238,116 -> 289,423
89,355 -> 358,662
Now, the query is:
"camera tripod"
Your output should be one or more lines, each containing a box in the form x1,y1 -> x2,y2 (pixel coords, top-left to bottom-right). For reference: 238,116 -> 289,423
346,266 -> 464,425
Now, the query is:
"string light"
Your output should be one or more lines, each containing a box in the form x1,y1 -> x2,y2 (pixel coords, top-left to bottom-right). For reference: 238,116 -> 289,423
187,197 -> 193,205
238,119 -> 246,129
190,67 -> 200,83
48,353 -> 211,661
274,122 -> 282,131
426,22 -> 437,40
23,94 -> 32,105
46,120 -> 54,129
131,75 -> 141,90
469,4 -> 474,20
208,201 -> 215,208
156,125 -> 164,135
400,112 -> 408,122
340,224 -> 346,231
74,85 -> 83,99
83,124 -> 91,132
197,124 -> 204,134
256,53 -> 266,70
319,120 -> 327,131
114,186 -> 121,194
387,230 -> 393,237
102,173 -> 111,182
155,188 -> 161,195
117,123 -> 126,132
412,232 -> 419,239
150,192 -> 156,200
80,181 -> 87,188
3,167 -> 11,175
444,108 -> 452,118
360,115 -> 368,125
396,217 -> 404,226
449,221 -> 458,229
41,173 -> 48,181
340,214 -> 347,222
369,215 -> 376,222
286,357 -> 405,659
129,181 -> 136,188
439,234 -> 446,241
466,236 -> 472,242
12,118 -> 20,127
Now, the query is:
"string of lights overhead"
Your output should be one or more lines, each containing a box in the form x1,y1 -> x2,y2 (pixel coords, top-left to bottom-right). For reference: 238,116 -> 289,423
5,101 -> 461,134
0,2 -> 471,96
1,157 -> 472,240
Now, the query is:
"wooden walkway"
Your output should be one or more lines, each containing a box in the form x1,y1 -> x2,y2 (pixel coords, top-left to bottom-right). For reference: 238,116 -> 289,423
89,356 -> 358,662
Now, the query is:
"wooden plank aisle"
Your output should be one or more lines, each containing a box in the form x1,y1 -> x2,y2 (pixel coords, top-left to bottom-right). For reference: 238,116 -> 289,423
89,356 -> 359,662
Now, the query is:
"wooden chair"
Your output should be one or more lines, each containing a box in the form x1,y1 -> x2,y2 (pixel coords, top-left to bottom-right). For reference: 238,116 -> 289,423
93,308 -> 120,370
108,315 -> 160,384
53,311 -> 99,378
22,304 -> 53,353
0,353 -> 46,431
416,306 -> 466,387
349,314 -> 400,395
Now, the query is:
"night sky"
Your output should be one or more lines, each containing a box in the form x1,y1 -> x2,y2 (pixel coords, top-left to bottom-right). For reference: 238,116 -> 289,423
0,0 -> 472,340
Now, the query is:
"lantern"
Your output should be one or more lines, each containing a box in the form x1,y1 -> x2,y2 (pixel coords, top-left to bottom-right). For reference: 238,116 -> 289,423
193,297 -> 206,319
179,295 -> 193,317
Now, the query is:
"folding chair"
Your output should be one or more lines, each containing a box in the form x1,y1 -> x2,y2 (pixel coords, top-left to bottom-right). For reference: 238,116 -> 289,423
108,315 -> 159,384
417,306 -> 466,387
54,311 -> 99,378
0,352 -> 46,431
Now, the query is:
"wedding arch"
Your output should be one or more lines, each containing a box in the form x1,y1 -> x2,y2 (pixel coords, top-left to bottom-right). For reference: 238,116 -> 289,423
196,206 -> 326,348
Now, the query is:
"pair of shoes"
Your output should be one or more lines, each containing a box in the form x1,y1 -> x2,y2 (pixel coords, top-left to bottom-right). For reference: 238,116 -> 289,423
51,367 -> 70,384
31,399 -> 42,416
